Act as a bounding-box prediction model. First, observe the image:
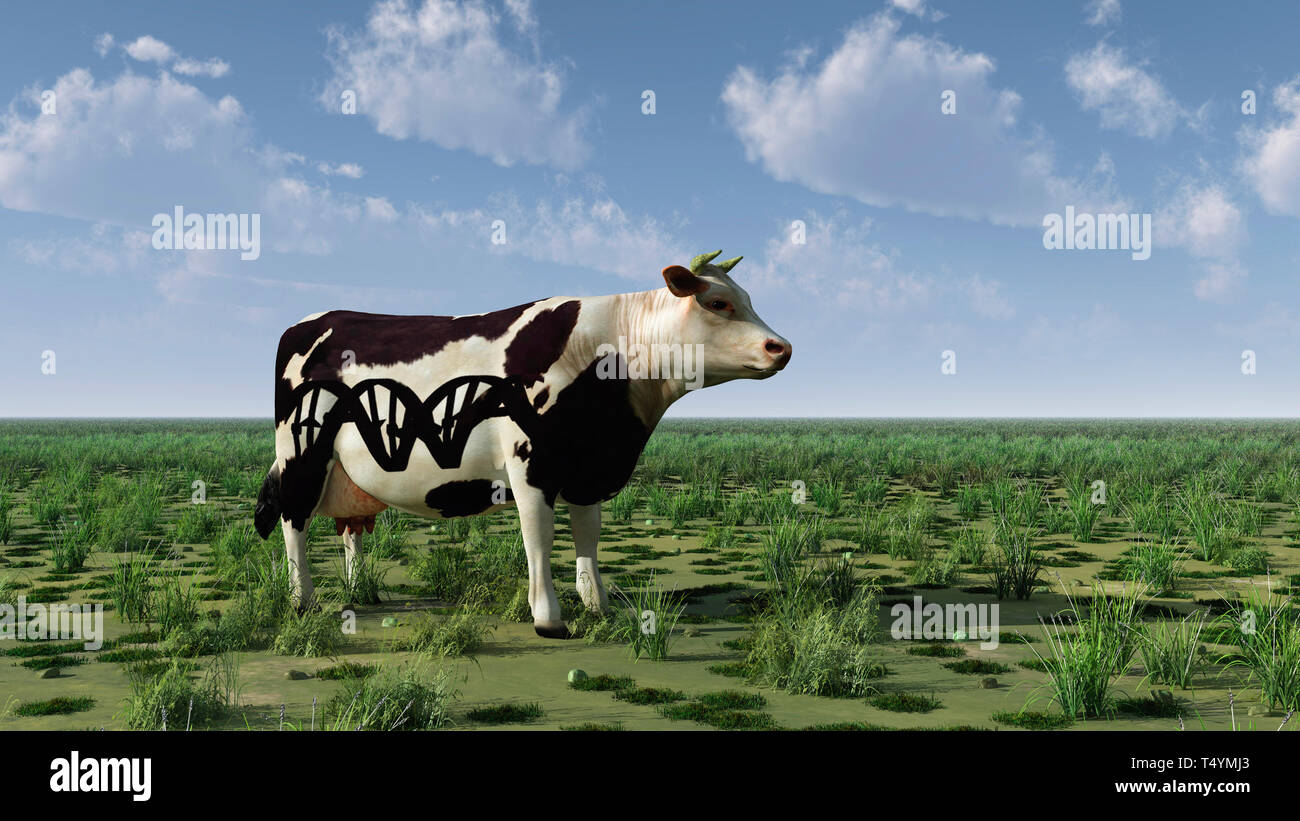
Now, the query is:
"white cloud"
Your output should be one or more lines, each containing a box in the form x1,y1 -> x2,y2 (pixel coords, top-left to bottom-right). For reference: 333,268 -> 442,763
1156,183 -> 1246,259
316,161 -> 365,178
0,67 -> 404,259
321,0 -> 590,170
1064,42 -> 1181,139
365,196 -> 399,222
124,35 -> 175,63
173,57 -> 231,78
9,223 -> 151,275
94,33 -> 115,57
477,192 -> 687,279
748,212 -> 931,312
1084,0 -> 1121,26
1154,181 -> 1248,301
963,275 -> 1015,320
889,0 -> 945,22
0,69 -> 256,220
1241,77 -> 1300,218
1193,261 -> 1247,303
721,14 -> 1117,228
117,34 -> 229,78
503,0 -> 537,37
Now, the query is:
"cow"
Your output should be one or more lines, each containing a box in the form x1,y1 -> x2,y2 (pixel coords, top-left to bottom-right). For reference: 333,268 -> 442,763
253,251 -> 792,638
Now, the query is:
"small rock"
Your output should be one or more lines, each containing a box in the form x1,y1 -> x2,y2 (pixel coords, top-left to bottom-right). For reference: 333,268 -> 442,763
38,667 -> 61,679
683,626 -> 702,638
980,677 -> 999,689
567,669 -> 588,684
284,670 -> 310,681
952,630 -> 969,642
645,519 -> 654,526
671,534 -> 681,541
382,616 -> 399,628
1247,705 -> 1276,717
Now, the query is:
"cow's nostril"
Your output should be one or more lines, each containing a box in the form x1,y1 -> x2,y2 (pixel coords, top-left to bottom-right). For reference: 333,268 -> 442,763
765,339 -> 787,357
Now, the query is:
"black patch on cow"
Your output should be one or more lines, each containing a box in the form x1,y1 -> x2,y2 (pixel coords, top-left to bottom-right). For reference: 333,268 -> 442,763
514,441 -> 531,460
274,301 -> 536,424
277,449 -> 334,533
524,356 -> 650,507
503,300 -> 580,385
425,480 -> 511,518
532,386 -> 549,409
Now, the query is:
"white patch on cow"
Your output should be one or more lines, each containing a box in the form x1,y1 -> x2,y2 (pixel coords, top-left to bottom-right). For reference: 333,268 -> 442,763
282,328 -> 334,389
452,382 -> 471,417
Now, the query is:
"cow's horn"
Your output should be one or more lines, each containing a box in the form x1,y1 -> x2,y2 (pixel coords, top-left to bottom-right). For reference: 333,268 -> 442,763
690,250 -> 722,272
716,255 -> 742,273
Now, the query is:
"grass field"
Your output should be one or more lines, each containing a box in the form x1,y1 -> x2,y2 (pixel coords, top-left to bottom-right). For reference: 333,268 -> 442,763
1,418 -> 1298,731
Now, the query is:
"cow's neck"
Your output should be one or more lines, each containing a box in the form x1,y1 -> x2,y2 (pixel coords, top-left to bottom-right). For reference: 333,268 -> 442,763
557,289 -> 689,430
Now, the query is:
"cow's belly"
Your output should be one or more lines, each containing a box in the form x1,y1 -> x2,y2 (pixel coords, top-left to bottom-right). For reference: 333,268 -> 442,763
326,418 -> 513,519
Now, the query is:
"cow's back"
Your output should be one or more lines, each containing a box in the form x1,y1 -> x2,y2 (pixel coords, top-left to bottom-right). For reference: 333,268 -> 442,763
274,302 -> 540,424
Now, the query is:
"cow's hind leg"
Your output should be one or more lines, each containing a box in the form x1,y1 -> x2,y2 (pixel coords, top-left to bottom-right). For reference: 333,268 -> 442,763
342,525 -> 362,586
570,503 -> 607,614
282,519 -> 315,609
509,478 -> 566,638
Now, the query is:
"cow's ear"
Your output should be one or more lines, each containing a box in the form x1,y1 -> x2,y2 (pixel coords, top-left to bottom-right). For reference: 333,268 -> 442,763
662,265 -> 707,297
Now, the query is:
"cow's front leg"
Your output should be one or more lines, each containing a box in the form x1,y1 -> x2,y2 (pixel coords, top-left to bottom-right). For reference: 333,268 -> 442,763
282,519 -> 315,609
570,503 -> 607,614
512,482 -> 567,638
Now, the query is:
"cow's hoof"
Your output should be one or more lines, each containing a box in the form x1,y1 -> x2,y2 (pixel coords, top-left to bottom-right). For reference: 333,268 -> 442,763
534,621 -> 571,640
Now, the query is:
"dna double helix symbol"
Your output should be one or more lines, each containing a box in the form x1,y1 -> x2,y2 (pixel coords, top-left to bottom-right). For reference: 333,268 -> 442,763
286,375 -> 540,471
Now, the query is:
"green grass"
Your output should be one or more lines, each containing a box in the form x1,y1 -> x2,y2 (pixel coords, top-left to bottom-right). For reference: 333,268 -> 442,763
20,654 -> 86,670
907,642 -> 966,658
400,611 -> 492,658
322,663 -> 456,731
315,661 -> 379,680
465,702 -> 545,724
659,692 -> 776,729
943,658 -> 1011,675
991,710 -> 1075,730
612,686 -> 687,705
569,674 -> 637,692
868,692 -> 942,713
561,721 -> 626,731
13,696 -> 96,716
5,418 -> 1300,732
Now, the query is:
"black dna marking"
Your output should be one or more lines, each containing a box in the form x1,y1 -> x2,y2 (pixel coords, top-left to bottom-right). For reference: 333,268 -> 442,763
287,375 -> 541,472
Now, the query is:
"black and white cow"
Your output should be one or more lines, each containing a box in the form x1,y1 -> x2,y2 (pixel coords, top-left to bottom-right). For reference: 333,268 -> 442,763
253,251 -> 791,637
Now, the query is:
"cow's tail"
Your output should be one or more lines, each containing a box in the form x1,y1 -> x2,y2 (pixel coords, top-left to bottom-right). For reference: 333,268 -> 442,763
253,464 -> 282,540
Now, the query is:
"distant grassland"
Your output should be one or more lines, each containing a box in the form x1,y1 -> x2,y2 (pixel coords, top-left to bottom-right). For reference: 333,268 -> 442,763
3,418 -> 1300,487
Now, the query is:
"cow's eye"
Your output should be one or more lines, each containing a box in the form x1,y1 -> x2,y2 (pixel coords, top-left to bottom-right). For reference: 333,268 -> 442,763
709,300 -> 731,311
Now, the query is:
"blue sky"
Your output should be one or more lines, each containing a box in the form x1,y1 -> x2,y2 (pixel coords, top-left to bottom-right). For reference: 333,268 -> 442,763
2,0 -> 1299,417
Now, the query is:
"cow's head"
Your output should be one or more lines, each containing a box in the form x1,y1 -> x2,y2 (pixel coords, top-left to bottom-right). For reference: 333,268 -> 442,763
661,250 -> 792,387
